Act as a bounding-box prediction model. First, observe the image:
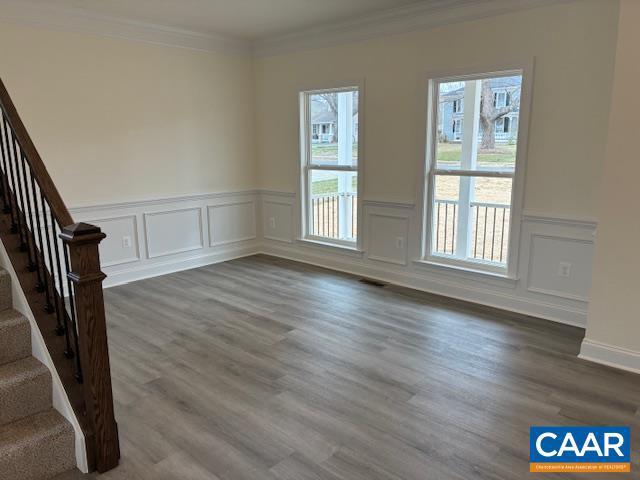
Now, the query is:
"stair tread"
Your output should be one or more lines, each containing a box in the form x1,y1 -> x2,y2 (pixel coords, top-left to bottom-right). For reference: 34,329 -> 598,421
0,308 -> 28,327
0,409 -> 73,451
0,357 -> 49,389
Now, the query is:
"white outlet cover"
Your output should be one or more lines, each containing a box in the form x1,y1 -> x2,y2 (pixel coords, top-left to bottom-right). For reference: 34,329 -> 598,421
558,261 -> 572,278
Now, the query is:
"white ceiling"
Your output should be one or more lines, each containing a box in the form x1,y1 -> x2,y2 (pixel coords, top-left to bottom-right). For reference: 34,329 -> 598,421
9,0 -> 457,41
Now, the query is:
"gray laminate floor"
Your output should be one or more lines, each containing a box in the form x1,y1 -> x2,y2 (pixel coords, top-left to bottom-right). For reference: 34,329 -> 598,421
81,254 -> 639,479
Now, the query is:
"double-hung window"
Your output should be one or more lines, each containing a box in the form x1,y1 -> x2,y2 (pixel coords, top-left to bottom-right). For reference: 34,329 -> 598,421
300,86 -> 361,247
423,70 -> 526,274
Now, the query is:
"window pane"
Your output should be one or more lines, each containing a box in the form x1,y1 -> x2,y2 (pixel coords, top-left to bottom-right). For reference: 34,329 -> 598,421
432,175 -> 459,256
470,177 -> 513,264
435,75 -> 522,172
310,90 -> 358,167
309,170 -> 357,241
431,175 -> 512,265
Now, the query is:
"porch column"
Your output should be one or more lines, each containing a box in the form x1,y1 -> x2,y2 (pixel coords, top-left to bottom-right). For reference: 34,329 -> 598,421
456,80 -> 481,258
337,91 -> 354,239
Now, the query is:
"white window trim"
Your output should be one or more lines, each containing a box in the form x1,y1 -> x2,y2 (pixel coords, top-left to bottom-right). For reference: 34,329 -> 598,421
298,79 -> 365,251
416,60 -> 534,280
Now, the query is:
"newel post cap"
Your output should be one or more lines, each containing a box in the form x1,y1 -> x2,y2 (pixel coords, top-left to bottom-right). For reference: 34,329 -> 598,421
60,222 -> 106,244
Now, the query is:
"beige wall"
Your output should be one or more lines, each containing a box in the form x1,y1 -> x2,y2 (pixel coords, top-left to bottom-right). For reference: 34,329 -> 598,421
0,23 -> 256,207
254,0 -> 619,217
584,0 -> 640,353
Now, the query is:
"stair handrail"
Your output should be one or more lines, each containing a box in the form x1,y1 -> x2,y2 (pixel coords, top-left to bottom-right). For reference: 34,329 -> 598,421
0,79 -> 73,228
0,77 -> 119,473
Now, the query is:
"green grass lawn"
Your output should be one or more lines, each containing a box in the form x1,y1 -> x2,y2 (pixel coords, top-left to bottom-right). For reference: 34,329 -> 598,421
312,143 -> 358,161
437,142 -> 516,167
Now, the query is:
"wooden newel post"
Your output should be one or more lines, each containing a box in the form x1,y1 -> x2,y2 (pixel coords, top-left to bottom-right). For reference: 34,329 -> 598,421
60,222 -> 120,473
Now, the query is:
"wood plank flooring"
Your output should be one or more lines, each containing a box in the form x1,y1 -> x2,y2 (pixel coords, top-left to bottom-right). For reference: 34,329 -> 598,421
76,254 -> 640,479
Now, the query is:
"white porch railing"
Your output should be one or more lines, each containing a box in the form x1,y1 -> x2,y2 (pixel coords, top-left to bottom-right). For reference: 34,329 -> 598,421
310,192 -> 357,240
434,199 -> 511,263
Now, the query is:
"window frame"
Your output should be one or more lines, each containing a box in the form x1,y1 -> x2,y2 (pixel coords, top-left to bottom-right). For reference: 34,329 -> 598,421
298,81 -> 365,250
418,62 -> 533,279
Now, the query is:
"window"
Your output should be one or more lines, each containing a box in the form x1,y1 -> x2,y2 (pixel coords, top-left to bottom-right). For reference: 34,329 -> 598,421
424,70 -> 524,274
493,91 -> 507,108
453,99 -> 463,113
300,86 -> 361,247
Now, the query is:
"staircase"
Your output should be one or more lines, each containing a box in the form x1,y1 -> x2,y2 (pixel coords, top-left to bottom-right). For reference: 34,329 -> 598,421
0,268 -> 76,479
0,76 -> 119,475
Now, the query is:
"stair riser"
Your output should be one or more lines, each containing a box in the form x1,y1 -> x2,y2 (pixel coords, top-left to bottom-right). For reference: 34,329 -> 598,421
0,321 -> 30,366
0,371 -> 52,426
0,425 -> 75,480
0,272 -> 11,312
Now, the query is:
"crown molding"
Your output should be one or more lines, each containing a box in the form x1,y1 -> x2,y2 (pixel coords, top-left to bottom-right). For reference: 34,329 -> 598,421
253,0 -> 576,57
0,0 -> 251,56
0,0 -> 577,58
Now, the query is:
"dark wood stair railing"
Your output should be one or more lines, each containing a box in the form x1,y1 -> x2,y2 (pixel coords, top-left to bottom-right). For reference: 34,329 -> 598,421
0,78 -> 119,473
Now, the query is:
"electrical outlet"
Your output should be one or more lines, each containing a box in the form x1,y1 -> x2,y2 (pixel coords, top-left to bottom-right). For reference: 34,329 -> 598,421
122,236 -> 132,248
268,217 -> 276,229
395,236 -> 405,249
558,261 -> 572,278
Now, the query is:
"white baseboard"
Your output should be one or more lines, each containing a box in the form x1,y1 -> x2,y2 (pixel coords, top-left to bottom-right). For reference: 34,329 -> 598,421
103,242 -> 260,288
579,339 -> 640,375
260,242 -> 588,328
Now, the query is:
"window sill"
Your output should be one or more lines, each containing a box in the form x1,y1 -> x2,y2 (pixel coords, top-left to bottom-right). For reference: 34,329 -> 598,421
297,237 -> 364,256
412,259 -> 518,286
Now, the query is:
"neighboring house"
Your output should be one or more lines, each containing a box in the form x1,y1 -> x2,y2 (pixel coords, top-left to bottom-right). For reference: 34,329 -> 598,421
439,76 -> 521,144
311,103 -> 359,144
311,110 -> 336,143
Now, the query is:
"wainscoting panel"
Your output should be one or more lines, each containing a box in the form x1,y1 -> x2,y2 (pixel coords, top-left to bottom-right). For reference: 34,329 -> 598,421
260,191 -> 598,328
71,191 -> 598,328
90,215 -> 139,268
367,212 -> 410,266
526,234 -> 594,301
262,193 -> 295,243
208,201 -> 256,247
144,208 -> 203,259
70,191 -> 260,287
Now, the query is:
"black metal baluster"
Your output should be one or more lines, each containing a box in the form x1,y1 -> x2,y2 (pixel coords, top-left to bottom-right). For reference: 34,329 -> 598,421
491,207 -> 497,261
474,206 -> 480,258
31,181 -> 50,297
40,193 -> 57,316
49,217 -> 73,357
0,115 -> 13,215
2,119 -> 20,235
19,154 -> 38,273
62,242 -> 82,383
10,136 -> 32,257
10,135 -> 30,255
